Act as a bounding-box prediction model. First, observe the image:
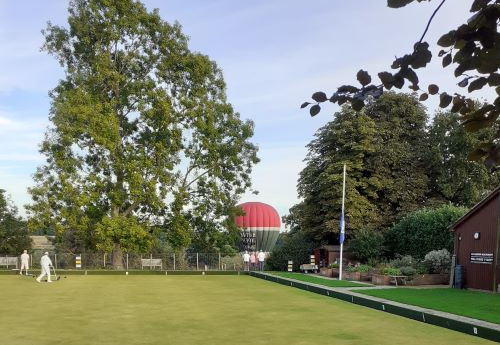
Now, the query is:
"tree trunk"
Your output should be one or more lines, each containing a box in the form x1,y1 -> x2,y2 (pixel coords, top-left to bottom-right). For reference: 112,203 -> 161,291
112,242 -> 124,270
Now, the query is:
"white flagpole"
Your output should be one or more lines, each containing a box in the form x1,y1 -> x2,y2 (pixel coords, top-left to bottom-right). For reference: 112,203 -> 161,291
339,163 -> 346,280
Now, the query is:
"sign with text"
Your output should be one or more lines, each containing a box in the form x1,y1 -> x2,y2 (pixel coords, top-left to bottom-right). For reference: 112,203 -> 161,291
470,252 -> 493,264
240,231 -> 256,251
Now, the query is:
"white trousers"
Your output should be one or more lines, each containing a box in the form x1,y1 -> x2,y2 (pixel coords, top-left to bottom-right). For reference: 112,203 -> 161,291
37,265 -> 52,282
20,261 -> 29,272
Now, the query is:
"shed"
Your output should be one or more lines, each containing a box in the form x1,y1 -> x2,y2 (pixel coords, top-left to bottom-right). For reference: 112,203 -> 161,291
450,186 -> 499,292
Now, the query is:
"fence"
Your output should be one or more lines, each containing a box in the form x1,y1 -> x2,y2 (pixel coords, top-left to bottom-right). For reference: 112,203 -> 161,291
0,252 -> 245,271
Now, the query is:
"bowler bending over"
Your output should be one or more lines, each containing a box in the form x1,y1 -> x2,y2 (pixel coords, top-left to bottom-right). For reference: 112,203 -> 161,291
36,252 -> 53,283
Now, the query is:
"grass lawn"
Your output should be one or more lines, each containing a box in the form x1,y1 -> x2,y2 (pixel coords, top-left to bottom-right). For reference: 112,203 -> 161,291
0,275 -> 494,345
358,288 -> 500,324
269,271 -> 368,288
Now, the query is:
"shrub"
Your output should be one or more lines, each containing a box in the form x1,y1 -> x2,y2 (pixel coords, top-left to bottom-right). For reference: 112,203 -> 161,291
358,264 -> 371,273
400,266 -> 417,276
384,204 -> 466,259
382,267 -> 401,276
266,231 -> 316,271
328,263 -> 339,269
389,255 -> 416,268
423,249 -> 451,274
348,229 -> 385,262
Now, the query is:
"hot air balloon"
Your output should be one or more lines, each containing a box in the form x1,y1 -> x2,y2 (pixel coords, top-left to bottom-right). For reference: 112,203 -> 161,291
235,202 -> 281,252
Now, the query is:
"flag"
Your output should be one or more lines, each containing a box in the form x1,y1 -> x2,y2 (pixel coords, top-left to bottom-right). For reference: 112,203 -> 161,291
339,211 -> 345,244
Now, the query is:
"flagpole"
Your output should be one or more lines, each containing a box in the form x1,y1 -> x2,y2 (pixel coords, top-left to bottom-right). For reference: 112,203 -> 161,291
339,163 -> 346,280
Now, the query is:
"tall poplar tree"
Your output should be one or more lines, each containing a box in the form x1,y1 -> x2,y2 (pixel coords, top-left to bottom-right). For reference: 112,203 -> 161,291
27,0 -> 258,268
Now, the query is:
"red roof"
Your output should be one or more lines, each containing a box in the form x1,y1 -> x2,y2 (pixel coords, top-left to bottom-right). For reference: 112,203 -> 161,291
235,202 -> 280,230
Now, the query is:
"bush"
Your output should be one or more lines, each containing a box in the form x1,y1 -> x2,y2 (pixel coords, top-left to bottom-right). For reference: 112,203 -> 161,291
328,263 -> 339,269
389,255 -> 416,268
400,266 -> 417,276
358,264 -> 371,273
348,229 -> 384,262
266,231 -> 316,271
381,267 -> 401,276
423,249 -> 451,274
384,204 -> 466,259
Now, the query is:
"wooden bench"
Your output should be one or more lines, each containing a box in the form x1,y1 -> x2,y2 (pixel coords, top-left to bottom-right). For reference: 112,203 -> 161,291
299,264 -> 318,273
0,257 -> 18,268
389,275 -> 407,286
141,258 -> 162,270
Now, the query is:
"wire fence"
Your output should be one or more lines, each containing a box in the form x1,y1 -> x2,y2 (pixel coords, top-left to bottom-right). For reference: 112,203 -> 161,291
0,252 -> 246,271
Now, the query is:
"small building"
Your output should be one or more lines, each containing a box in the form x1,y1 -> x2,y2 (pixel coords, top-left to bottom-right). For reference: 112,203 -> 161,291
450,186 -> 499,292
314,245 -> 354,268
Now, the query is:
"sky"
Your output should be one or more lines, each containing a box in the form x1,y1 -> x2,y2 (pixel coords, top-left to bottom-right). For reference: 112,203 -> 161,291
0,0 -> 492,226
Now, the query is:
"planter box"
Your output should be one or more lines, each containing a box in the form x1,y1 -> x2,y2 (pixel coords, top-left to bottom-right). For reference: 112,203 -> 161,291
344,271 -> 361,281
319,268 -> 332,277
371,274 -> 391,285
407,273 -> 449,286
360,272 -> 372,281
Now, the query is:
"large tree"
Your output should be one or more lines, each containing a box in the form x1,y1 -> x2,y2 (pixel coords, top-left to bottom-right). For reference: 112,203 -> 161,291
302,0 -> 499,167
297,93 -> 428,243
427,110 -> 500,206
27,0 -> 258,268
0,189 -> 31,255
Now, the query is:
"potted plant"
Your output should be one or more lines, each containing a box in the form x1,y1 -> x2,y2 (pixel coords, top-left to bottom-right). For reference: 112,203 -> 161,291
371,267 -> 400,285
344,266 -> 361,281
358,264 -> 372,281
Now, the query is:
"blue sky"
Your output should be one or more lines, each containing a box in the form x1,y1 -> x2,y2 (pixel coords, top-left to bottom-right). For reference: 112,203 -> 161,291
0,1 -> 491,223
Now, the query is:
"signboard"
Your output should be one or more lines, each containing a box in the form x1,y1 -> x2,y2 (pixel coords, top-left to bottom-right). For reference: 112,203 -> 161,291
240,231 -> 256,251
470,252 -> 493,264
287,260 -> 293,272
75,255 -> 82,268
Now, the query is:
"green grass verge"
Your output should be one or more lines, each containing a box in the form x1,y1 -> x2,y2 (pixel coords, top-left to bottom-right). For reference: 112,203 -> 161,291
0,275 -> 491,345
357,288 -> 500,324
268,271 -> 370,288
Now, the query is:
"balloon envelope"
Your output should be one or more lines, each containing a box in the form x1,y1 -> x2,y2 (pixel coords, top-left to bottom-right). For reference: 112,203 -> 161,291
235,202 -> 280,252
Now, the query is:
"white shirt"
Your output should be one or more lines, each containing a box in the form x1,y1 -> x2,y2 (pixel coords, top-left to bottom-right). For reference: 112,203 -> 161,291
258,252 -> 265,262
243,253 -> 250,262
20,253 -> 29,263
40,255 -> 52,267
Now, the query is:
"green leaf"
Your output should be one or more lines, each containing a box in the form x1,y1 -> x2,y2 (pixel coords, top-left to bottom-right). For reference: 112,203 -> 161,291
419,93 -> 428,101
357,69 -> 372,86
387,0 -> 414,8
496,86 -> 500,96
378,72 -> 394,89
468,77 -> 488,92
300,102 -> 310,109
488,73 -> 500,87
439,93 -> 453,108
437,30 -> 456,47
310,104 -> 321,117
337,85 -> 359,93
411,42 -> 432,68
457,78 -> 469,87
428,84 -> 439,95
402,68 -> 418,85
351,99 -> 364,111
312,92 -> 328,102
470,0 -> 490,12
442,53 -> 452,67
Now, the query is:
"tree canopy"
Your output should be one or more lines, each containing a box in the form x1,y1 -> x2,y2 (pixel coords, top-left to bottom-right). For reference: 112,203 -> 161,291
0,189 -> 31,255
302,0 -> 499,168
27,0 -> 258,267
292,92 -> 498,244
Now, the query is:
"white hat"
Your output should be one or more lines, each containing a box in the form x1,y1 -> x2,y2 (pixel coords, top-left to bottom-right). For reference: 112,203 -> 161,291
44,251 -> 49,255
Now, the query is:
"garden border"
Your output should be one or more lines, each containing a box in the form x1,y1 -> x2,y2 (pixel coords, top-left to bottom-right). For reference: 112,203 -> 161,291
250,271 -> 500,343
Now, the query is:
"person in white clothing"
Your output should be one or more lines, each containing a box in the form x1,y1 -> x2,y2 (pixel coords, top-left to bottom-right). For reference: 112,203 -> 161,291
19,250 -> 30,275
258,250 -> 265,271
36,252 -> 53,283
242,251 -> 250,271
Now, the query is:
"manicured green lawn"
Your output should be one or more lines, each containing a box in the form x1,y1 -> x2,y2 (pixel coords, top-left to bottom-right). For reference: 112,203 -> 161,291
269,271 -> 369,287
0,275 -> 493,345
358,288 -> 500,324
